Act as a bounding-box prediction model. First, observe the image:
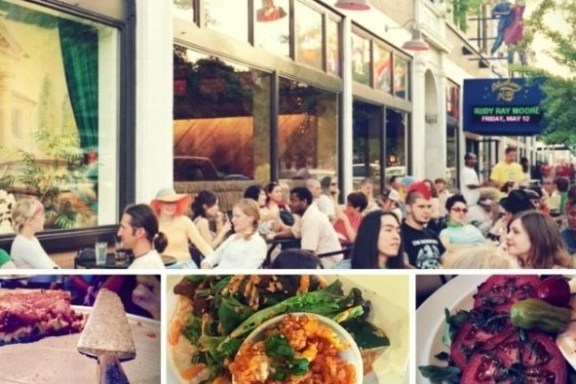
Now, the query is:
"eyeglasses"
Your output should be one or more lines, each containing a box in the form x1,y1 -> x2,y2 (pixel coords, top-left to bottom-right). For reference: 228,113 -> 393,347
451,207 -> 468,213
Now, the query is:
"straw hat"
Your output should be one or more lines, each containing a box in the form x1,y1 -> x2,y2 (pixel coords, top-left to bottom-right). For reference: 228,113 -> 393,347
150,188 -> 191,215
153,188 -> 189,203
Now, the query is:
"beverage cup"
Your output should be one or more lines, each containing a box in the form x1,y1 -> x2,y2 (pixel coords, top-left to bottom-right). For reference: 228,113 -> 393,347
95,241 -> 108,265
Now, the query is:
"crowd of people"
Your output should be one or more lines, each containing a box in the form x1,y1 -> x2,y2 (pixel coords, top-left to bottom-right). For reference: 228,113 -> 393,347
2,146 -> 575,270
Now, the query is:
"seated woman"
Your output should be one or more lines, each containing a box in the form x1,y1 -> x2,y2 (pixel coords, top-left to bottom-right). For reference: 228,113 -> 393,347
151,188 -> 213,268
243,184 -> 276,236
10,199 -> 59,269
333,211 -> 405,269
439,194 -> 486,252
201,198 -> 267,269
261,182 -> 292,233
190,190 -> 232,249
506,209 -> 572,269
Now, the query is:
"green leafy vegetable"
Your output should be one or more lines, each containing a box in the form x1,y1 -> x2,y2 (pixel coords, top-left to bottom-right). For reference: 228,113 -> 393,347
217,296 -> 255,335
265,334 -> 295,358
418,365 -> 461,383
264,334 -> 309,380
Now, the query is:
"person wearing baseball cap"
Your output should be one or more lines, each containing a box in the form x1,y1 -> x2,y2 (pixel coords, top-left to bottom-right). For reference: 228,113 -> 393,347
150,188 -> 213,268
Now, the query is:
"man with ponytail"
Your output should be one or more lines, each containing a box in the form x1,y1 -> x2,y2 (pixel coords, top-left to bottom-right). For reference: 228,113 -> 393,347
118,204 -> 167,269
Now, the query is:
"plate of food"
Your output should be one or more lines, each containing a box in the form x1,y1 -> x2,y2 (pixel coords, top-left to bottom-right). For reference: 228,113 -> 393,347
167,274 -> 409,384
0,287 -> 160,384
417,274 -> 575,384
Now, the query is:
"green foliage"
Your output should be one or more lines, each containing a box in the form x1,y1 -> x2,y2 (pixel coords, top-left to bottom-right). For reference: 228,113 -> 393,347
522,1 -> 576,153
451,0 -> 486,32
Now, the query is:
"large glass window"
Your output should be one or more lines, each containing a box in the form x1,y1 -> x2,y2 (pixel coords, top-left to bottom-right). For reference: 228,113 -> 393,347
0,0 -> 119,233
326,18 -> 340,76
446,82 -> 460,187
278,78 -> 338,188
352,101 -> 382,193
394,56 -> 409,99
351,33 -> 370,85
295,1 -> 322,70
374,44 -> 391,93
173,48 -> 271,184
385,109 -> 407,178
203,0 -> 248,42
254,0 -> 290,57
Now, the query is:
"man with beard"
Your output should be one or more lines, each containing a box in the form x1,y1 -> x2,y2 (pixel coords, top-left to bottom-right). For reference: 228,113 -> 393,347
288,187 -> 342,268
401,182 -> 445,268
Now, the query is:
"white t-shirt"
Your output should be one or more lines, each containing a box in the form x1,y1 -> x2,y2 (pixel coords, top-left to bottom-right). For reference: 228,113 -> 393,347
299,202 -> 342,268
10,235 -> 59,269
129,249 -> 165,269
316,195 -> 335,218
203,233 -> 267,269
460,166 -> 480,206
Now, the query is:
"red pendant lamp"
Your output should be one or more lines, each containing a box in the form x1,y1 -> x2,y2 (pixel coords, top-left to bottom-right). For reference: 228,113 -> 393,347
334,0 -> 371,11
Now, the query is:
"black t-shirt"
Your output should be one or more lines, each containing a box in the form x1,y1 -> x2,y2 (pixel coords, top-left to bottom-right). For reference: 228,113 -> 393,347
401,222 -> 445,269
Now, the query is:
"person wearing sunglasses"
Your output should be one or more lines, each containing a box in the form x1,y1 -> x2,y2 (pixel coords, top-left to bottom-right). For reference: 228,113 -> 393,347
438,194 -> 486,254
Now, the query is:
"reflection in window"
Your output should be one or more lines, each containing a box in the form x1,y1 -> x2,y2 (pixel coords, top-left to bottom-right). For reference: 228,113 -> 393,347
203,0 -> 248,42
374,45 -> 391,93
446,82 -> 460,186
0,0 -> 119,232
351,33 -> 370,85
326,18 -> 340,76
295,1 -> 322,70
254,0 -> 290,57
173,0 -> 194,22
173,48 -> 271,184
386,109 -> 407,178
394,57 -> 409,99
352,102 -> 382,193
278,78 -> 338,186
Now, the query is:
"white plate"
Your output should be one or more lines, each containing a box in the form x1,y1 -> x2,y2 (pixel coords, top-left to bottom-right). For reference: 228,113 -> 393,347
415,275 -> 488,384
167,274 -> 409,384
0,305 -> 160,384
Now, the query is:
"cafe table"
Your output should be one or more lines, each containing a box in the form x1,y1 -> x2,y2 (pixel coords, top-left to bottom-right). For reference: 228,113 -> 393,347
74,249 -> 177,269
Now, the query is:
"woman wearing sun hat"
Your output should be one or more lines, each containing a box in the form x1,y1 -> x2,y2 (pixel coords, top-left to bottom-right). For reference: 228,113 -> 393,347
150,188 -> 213,268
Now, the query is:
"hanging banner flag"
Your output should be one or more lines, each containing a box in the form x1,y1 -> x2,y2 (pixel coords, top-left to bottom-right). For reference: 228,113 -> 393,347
463,77 -> 546,136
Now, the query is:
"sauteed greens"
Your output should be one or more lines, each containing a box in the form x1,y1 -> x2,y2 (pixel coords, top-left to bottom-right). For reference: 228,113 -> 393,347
172,275 -> 389,381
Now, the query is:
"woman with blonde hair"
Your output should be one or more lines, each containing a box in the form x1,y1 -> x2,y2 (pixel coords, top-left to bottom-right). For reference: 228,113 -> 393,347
201,198 -> 267,269
505,210 -> 572,269
151,188 -> 213,268
10,199 -> 59,268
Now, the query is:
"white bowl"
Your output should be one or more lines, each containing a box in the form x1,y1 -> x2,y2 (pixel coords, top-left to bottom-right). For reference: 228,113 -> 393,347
232,312 -> 363,383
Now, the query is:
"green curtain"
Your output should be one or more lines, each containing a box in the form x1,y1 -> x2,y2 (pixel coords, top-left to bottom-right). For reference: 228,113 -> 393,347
58,19 -> 99,150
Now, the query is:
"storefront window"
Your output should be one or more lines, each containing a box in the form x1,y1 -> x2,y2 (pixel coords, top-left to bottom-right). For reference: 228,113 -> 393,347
203,0 -> 248,42
386,109 -> 407,178
173,0 -> 194,22
394,56 -> 409,99
0,0 -> 119,233
278,78 -> 338,188
295,1 -> 322,70
374,44 -> 391,93
446,82 -> 460,187
173,48 -> 271,184
351,33 -> 370,85
326,18 -> 340,76
352,101 -> 382,193
254,0 -> 290,57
